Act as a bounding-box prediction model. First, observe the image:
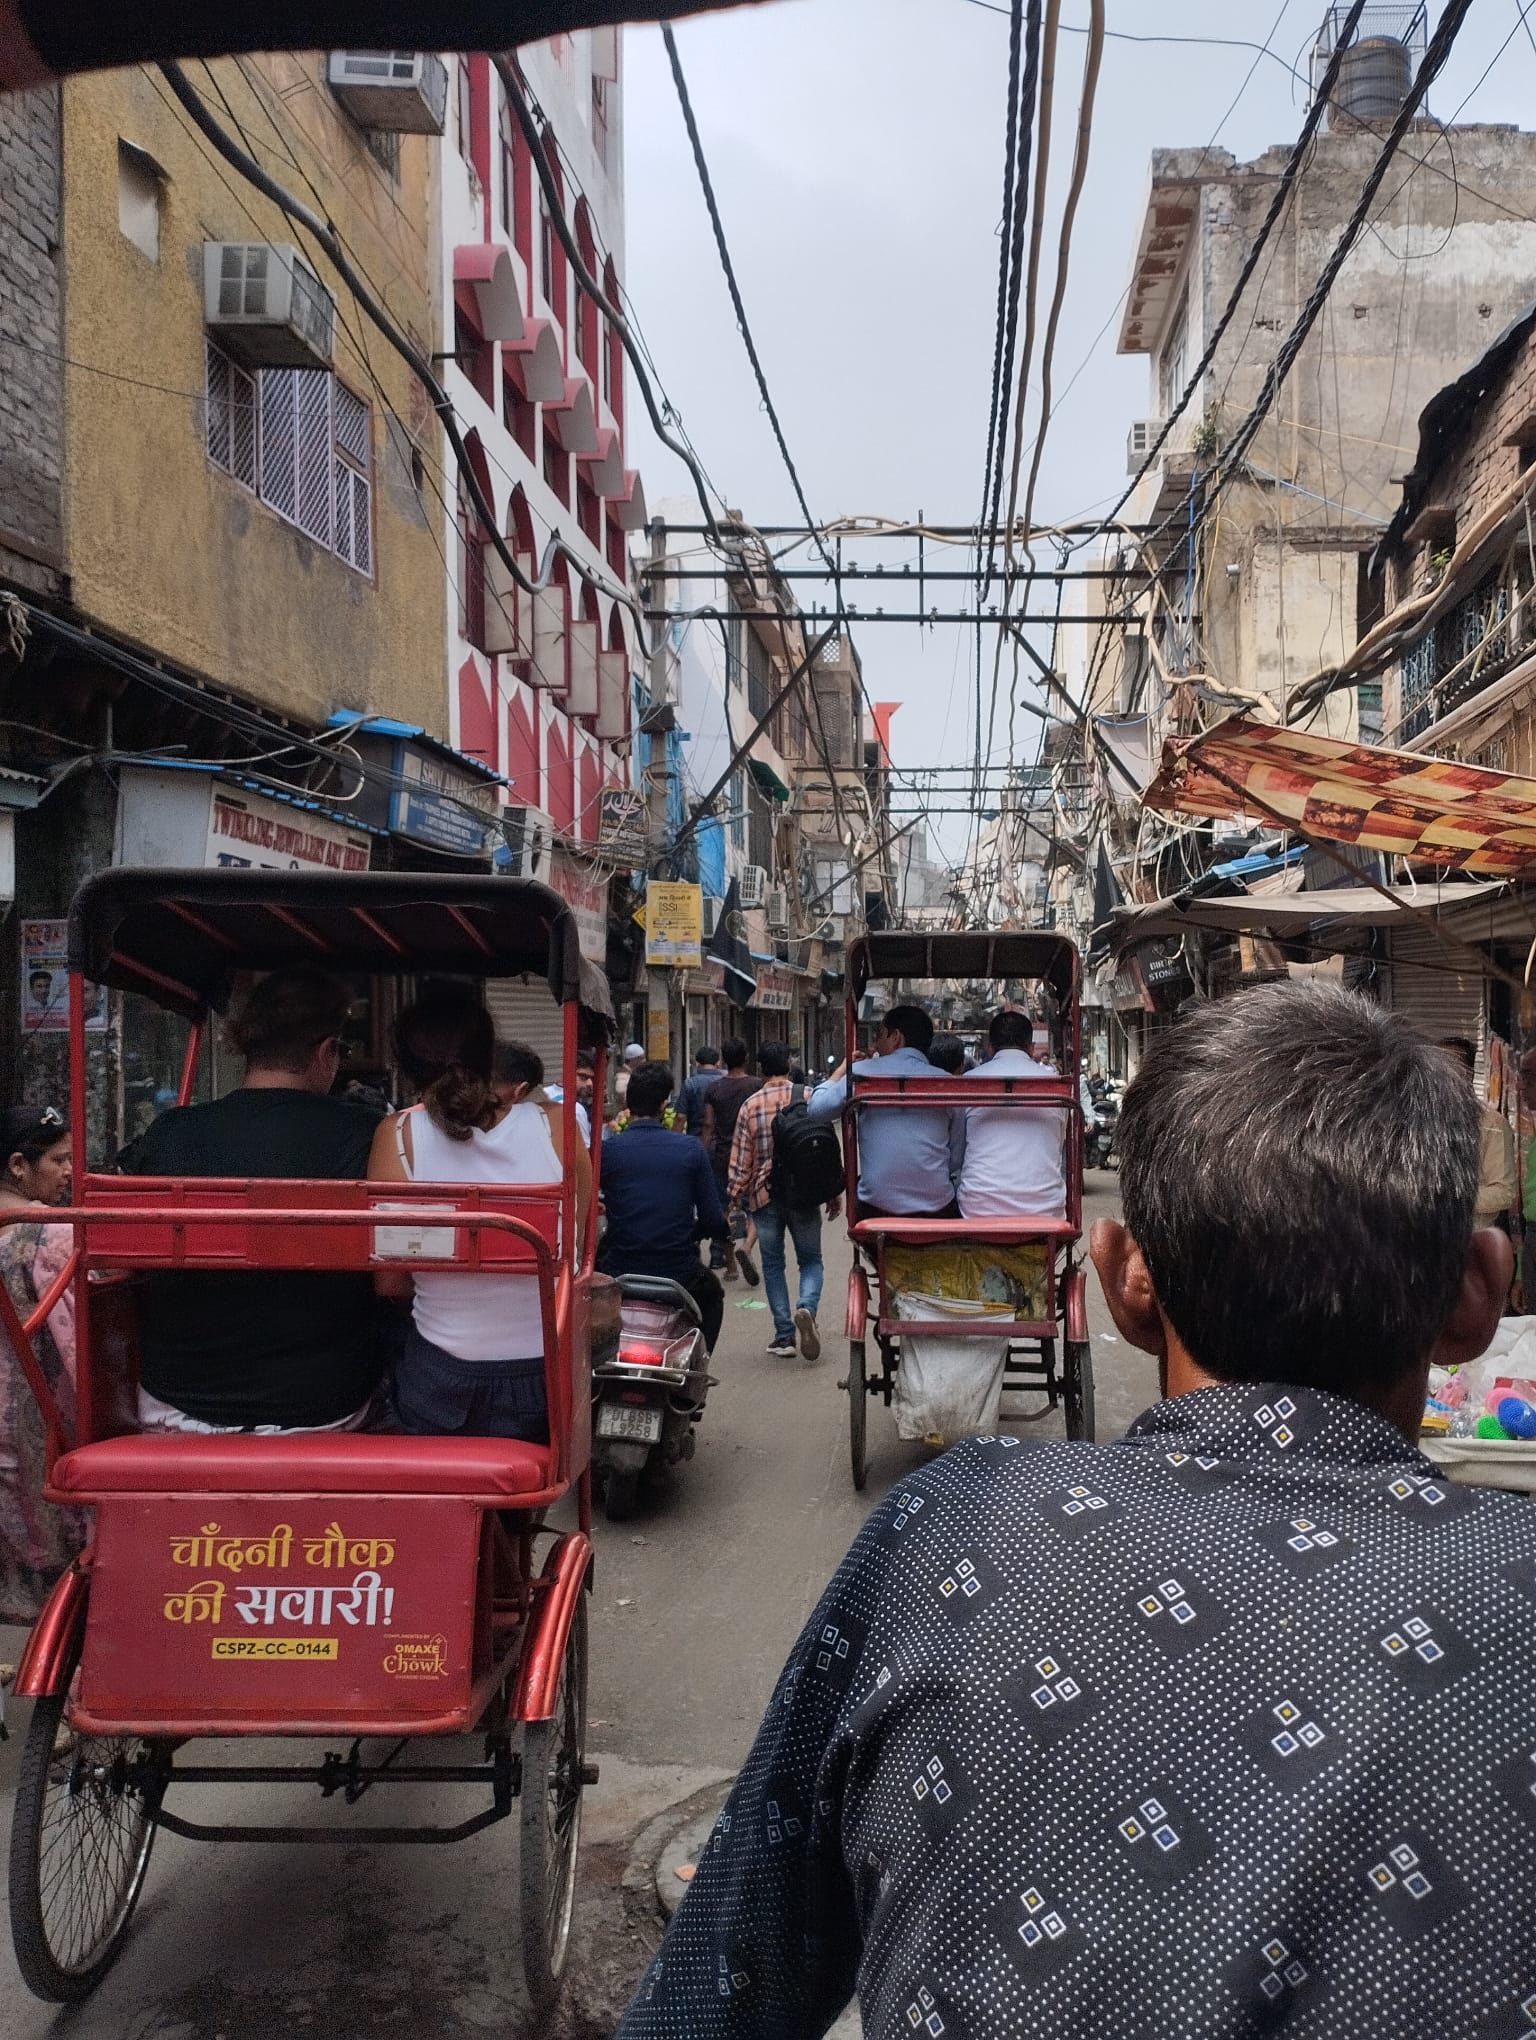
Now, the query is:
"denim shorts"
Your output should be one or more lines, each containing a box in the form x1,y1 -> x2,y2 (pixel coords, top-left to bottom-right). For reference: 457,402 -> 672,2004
393,1324 -> 549,1443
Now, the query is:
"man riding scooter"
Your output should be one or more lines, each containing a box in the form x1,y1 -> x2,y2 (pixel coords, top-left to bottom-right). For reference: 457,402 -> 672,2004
592,1061 -> 730,1518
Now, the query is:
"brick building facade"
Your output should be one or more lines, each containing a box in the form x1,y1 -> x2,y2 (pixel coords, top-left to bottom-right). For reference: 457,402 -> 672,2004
0,86 -> 62,599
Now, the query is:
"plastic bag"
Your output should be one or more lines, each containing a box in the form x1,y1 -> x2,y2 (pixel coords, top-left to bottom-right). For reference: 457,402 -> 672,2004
883,1241 -> 1048,1316
893,1291 -> 1009,1444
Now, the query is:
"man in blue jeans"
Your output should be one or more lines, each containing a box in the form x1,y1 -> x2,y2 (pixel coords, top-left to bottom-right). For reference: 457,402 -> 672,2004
726,1040 -> 837,1360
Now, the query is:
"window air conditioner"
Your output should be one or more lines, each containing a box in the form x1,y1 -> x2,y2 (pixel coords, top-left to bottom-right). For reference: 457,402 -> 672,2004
327,52 -> 449,134
701,896 -> 722,940
766,885 -> 790,933
738,864 -> 767,910
204,244 -> 336,369
501,804 -> 554,883
1126,418 -> 1167,476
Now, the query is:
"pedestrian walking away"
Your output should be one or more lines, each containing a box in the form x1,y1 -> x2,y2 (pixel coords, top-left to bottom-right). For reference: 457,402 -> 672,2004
727,1040 -> 837,1359
621,982 -> 1533,2039
702,1037 -> 763,1283
677,1043 -> 725,1139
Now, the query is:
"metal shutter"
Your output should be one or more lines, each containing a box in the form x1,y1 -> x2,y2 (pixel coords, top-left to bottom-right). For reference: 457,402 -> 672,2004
484,974 -> 567,1086
1387,927 -> 1486,1063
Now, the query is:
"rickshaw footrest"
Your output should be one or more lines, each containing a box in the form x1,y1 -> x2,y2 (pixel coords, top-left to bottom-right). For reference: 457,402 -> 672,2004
148,1800 -> 515,1847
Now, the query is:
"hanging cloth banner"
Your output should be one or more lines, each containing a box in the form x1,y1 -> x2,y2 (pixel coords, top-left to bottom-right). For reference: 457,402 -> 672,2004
1145,715 -> 1536,876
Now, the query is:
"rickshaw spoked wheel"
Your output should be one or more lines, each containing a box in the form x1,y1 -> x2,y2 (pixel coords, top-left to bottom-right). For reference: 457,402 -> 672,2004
1064,1339 -> 1096,1443
9,1632 -> 165,2002
847,1339 -> 868,1491
520,1590 -> 588,2017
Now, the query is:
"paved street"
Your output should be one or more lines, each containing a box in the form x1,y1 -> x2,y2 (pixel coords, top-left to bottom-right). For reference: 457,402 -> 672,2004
0,1178 -> 1149,2039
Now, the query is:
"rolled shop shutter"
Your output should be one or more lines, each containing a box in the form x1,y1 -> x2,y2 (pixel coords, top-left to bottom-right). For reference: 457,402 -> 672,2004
1386,926 -> 1487,1069
483,973 -> 567,1084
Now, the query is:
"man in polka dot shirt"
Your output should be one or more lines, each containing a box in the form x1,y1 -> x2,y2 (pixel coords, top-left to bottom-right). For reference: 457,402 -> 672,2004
620,981 -> 1536,2039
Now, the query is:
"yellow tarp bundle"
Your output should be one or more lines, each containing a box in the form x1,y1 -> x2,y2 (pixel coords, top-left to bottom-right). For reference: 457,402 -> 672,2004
883,1241 -> 1048,1318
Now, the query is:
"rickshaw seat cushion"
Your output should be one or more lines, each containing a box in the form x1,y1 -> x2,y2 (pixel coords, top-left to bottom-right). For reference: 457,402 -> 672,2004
48,1431 -> 556,1500
852,1216 -> 1077,1245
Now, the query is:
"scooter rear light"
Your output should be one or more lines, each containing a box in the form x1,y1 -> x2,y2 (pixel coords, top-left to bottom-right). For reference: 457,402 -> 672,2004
618,1337 -> 669,1368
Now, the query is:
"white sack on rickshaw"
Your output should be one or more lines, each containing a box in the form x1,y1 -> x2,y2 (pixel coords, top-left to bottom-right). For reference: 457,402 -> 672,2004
892,1291 -> 1010,1444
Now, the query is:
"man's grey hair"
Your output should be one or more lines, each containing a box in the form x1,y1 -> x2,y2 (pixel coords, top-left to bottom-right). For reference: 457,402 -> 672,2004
1117,981 -> 1479,1391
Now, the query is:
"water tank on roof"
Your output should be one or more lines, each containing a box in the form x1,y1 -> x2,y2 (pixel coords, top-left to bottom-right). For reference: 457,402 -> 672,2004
1329,35 -> 1414,123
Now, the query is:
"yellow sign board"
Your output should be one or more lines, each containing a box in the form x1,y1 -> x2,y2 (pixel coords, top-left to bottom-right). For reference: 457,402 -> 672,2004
645,882 -> 704,967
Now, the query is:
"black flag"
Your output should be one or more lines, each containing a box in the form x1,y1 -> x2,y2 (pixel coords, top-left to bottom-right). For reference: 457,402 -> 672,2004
708,878 -> 757,1010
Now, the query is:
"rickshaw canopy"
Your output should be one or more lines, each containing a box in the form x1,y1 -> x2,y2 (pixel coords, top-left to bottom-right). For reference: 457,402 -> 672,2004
849,929 -> 1080,1004
68,868 -> 613,1032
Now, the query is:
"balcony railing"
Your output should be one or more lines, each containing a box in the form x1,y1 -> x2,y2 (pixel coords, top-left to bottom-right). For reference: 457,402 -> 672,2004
1396,566 -> 1524,745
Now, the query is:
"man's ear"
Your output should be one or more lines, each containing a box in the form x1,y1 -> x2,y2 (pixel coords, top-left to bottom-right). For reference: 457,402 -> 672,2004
1432,1228 -> 1514,1372
1089,1219 -> 1166,1359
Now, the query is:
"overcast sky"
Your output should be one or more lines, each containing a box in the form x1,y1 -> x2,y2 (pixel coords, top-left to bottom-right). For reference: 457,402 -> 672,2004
619,0 -> 1535,858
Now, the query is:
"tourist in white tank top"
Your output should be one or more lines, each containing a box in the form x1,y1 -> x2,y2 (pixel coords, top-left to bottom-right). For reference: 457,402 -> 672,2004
368,1003 -> 592,1439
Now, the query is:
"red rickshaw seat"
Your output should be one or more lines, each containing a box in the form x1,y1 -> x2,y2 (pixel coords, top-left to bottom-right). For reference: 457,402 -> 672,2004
48,1431 -> 556,1500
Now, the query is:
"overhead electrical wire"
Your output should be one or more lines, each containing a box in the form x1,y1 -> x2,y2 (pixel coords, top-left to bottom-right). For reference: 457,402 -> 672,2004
973,0 -> 1028,604
1008,0 -> 1102,561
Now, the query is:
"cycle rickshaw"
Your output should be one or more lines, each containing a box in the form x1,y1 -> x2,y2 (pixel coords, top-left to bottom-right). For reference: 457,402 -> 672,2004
3,868 -> 609,2010
839,930 -> 1094,1488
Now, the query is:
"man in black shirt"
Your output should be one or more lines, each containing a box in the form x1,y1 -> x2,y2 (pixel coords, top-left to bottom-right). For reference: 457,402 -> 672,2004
621,983 -> 1533,2040
122,968 -> 384,1431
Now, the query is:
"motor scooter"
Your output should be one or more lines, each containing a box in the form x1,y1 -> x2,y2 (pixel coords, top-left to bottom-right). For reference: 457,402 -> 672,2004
591,1275 -> 716,1520
1086,1082 -> 1122,1169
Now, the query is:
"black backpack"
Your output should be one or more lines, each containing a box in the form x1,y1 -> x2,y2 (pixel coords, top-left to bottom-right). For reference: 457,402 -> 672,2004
770,1086 -> 844,1208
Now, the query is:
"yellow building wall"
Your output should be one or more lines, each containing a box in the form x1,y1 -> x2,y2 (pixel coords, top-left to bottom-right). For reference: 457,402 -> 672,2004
60,59 -> 444,732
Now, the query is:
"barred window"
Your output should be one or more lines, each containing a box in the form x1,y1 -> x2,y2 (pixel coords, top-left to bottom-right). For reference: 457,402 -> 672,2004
205,343 -> 373,578
205,340 -> 256,491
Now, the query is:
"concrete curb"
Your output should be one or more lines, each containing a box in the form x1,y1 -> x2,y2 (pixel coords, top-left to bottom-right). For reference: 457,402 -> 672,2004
620,1776 -> 733,1933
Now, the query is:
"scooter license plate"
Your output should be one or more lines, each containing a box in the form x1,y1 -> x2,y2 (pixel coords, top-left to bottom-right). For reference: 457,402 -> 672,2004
597,1403 -> 663,1444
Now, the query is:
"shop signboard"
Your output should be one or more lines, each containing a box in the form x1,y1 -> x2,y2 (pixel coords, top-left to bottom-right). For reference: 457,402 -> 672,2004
752,968 -> 795,1012
597,788 -> 647,868
388,740 -> 496,858
208,786 -> 371,874
21,919 -> 107,1032
645,882 -> 703,967
547,850 -> 609,965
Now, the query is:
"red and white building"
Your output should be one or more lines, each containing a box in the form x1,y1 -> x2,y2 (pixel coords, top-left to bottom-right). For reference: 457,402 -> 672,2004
437,35 -> 647,891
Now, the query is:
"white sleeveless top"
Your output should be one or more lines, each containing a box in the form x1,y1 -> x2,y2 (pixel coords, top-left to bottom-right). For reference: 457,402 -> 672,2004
400,1099 -> 561,1364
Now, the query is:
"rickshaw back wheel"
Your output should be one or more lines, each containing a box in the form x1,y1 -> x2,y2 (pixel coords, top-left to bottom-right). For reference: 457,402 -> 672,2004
603,1469 -> 640,1522
1064,1339 -> 1096,1443
520,1590 -> 588,2017
847,1340 -> 868,1490
9,1637 -> 163,2002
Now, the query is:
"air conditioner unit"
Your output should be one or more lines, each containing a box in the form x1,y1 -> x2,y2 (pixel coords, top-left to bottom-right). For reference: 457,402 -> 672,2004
766,885 -> 790,933
739,864 -> 767,910
327,51 -> 449,133
501,803 -> 554,882
701,896 -> 722,940
1126,418 -> 1167,475
204,243 -> 336,369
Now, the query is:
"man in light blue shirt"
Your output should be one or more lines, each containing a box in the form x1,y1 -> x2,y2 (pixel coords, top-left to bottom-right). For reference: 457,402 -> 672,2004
807,1004 -> 961,1217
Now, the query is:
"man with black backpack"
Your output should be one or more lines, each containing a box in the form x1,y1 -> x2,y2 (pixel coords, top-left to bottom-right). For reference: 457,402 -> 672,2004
727,1040 -> 843,1360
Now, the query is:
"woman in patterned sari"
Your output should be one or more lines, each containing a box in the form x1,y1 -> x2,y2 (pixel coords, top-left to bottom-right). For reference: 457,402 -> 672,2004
0,1103 -> 84,1624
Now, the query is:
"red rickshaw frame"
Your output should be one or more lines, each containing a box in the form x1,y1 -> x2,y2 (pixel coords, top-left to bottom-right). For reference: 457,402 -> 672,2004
2,866 -> 612,2009
838,929 -> 1093,1488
